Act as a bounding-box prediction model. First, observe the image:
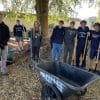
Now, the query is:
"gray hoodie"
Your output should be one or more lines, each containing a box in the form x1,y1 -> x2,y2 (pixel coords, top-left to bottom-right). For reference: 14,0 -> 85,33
64,27 -> 77,48
31,31 -> 42,48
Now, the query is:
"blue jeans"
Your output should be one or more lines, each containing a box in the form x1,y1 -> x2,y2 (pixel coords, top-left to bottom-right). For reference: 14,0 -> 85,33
52,43 -> 62,62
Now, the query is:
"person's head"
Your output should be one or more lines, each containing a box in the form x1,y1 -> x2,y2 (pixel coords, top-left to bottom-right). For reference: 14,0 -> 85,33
34,20 -> 40,28
80,20 -> 87,28
93,23 -> 100,32
33,20 -> 41,34
70,21 -> 75,28
16,20 -> 20,25
59,20 -> 64,28
0,12 -> 4,23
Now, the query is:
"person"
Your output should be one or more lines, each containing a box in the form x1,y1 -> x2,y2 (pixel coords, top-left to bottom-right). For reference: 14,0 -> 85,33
76,20 -> 89,67
0,12 -> 10,75
63,21 -> 77,64
13,20 -> 26,51
89,23 -> 100,72
31,21 -> 42,61
50,20 -> 65,62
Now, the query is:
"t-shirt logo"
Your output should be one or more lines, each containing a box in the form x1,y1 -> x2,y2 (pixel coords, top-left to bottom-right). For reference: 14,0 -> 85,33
92,34 -> 99,38
69,30 -> 75,35
79,32 -> 86,38
16,27 -> 22,32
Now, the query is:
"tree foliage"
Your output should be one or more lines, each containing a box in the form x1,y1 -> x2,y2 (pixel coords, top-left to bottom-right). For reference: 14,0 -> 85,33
1,0 -> 81,17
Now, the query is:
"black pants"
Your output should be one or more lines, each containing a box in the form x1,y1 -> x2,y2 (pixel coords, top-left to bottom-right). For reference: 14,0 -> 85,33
32,47 -> 40,60
76,46 -> 84,67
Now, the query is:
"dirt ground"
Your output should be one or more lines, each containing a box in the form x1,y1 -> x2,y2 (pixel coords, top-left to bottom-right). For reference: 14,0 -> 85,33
0,40 -> 100,100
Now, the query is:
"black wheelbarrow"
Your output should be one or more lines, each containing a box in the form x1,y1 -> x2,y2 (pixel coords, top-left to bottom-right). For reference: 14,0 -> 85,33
34,61 -> 99,100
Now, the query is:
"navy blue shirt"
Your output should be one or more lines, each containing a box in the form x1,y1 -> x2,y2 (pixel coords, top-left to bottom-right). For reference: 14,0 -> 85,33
77,26 -> 89,48
51,26 -> 65,44
90,30 -> 100,50
13,24 -> 24,37
64,27 -> 77,47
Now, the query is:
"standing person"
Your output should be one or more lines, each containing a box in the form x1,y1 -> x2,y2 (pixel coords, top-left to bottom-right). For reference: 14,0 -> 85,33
63,21 -> 77,64
51,20 -> 65,62
89,23 -> 100,72
13,20 -> 25,51
31,21 -> 42,62
76,20 -> 89,67
0,12 -> 10,75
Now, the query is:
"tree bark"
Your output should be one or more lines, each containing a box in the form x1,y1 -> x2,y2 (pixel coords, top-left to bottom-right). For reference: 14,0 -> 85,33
35,0 -> 49,38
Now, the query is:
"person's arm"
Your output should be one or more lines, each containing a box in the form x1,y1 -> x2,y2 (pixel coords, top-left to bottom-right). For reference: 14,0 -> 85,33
88,30 -> 92,41
50,27 -> 56,49
13,25 -> 16,36
3,25 -> 10,45
23,25 -> 27,32
74,29 -> 77,38
76,28 -> 79,40
50,27 -> 56,42
40,34 -> 43,46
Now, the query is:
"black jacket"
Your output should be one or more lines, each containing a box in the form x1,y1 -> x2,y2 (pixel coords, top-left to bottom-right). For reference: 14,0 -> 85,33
51,26 -> 65,44
0,22 -> 10,46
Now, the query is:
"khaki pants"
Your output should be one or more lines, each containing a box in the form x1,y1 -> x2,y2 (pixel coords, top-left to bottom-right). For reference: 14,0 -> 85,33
0,46 -> 8,74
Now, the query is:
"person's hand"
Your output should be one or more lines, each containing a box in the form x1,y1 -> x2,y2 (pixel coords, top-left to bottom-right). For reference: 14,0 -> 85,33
0,44 -> 5,50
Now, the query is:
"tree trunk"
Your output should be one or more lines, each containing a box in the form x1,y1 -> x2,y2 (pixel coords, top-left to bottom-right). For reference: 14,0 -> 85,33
35,0 -> 49,38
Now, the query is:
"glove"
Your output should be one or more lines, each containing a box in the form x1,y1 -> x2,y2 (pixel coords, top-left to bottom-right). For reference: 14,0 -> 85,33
0,44 -> 5,50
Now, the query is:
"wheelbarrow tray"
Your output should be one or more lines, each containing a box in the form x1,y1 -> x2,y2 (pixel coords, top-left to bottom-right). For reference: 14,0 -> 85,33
36,61 -> 99,96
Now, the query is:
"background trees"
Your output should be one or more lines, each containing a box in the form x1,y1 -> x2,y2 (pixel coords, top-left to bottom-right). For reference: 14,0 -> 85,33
1,0 -> 99,37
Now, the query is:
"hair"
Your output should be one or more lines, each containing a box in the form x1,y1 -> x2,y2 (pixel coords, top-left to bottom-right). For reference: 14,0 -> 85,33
70,21 -> 75,25
59,20 -> 64,24
93,22 -> 100,28
80,20 -> 87,24
32,20 -> 41,36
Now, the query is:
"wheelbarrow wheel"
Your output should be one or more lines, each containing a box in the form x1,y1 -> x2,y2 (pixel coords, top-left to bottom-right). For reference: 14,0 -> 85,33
41,84 -> 61,100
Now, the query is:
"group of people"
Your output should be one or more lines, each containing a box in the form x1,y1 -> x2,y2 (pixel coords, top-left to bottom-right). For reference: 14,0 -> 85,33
51,20 -> 100,72
0,10 -> 100,75
13,20 -> 42,62
12,19 -> 100,73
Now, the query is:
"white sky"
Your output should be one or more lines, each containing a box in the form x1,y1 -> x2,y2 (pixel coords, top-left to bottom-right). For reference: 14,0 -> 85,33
0,3 -> 3,11
76,3 -> 98,19
0,1 -> 98,20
